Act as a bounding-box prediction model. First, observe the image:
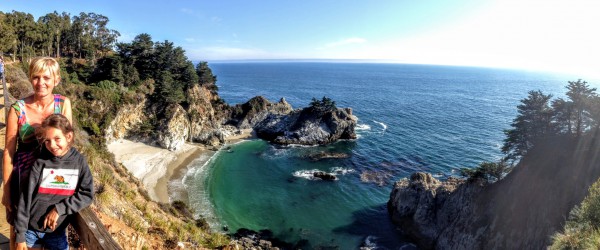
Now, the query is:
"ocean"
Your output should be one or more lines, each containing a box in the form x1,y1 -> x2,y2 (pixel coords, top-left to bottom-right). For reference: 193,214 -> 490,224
182,62 -> 579,249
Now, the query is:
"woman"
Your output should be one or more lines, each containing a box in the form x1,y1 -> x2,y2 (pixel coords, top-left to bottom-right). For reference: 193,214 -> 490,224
2,57 -> 72,249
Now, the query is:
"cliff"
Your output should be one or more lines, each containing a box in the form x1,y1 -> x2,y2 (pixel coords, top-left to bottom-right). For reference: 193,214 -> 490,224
108,92 -> 358,150
388,134 -> 600,249
105,84 -> 230,150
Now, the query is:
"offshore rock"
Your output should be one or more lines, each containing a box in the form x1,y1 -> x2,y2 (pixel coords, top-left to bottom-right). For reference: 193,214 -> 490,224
313,171 -> 337,181
228,96 -> 293,129
157,103 -> 190,151
304,152 -> 351,161
255,106 -> 357,145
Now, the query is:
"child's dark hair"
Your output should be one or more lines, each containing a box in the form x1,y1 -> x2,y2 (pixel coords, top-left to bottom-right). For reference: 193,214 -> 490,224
36,114 -> 74,145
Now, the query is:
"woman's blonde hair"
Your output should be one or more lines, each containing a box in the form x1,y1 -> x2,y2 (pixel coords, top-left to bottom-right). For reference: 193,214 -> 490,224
28,57 -> 61,83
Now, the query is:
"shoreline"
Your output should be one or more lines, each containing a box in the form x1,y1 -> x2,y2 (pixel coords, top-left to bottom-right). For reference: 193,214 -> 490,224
107,129 -> 254,204
155,145 -> 207,203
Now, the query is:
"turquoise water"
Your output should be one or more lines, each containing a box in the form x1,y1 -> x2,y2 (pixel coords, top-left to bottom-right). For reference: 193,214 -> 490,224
184,63 -> 581,249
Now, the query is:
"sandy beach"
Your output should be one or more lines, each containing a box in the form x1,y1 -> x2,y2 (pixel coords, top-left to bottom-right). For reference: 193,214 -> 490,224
107,129 -> 253,204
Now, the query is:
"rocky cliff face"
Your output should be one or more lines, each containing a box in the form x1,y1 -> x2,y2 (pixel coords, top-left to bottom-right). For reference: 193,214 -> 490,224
105,99 -> 148,143
105,83 -> 230,150
186,84 -> 230,146
388,135 -> 600,249
156,103 -> 190,150
255,106 -> 357,145
107,85 -> 356,150
387,173 -> 485,249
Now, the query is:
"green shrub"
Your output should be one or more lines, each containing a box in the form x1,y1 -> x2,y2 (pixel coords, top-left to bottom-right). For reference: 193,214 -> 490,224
552,180 -> 600,249
309,96 -> 337,114
460,161 -> 510,183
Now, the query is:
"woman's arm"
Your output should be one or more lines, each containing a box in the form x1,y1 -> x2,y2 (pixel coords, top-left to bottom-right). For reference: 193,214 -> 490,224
2,107 -> 18,210
61,97 -> 73,125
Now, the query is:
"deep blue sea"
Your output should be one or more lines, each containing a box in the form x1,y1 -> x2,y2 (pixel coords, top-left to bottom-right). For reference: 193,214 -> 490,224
183,62 -> 582,249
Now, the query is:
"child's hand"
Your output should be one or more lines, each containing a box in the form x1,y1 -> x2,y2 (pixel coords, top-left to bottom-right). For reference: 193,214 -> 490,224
44,206 -> 59,230
16,242 -> 27,250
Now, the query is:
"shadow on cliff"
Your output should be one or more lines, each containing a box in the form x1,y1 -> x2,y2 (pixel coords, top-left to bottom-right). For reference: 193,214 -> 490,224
389,130 -> 600,249
333,204 -> 416,249
478,131 -> 600,248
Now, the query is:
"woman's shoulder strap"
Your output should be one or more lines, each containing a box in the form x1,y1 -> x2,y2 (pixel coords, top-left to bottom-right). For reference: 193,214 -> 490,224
54,94 -> 66,114
11,99 -> 27,124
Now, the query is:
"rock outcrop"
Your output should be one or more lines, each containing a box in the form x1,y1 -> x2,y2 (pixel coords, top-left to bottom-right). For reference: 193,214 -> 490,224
186,84 -> 229,146
388,135 -> 600,249
107,85 -> 356,150
387,173 -> 484,249
228,96 -> 293,129
105,83 -> 231,149
105,99 -> 147,143
255,106 -> 357,145
156,103 -> 190,151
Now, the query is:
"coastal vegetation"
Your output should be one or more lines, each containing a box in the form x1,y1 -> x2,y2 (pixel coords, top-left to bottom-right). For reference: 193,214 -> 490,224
388,81 -> 600,249
460,80 -> 599,185
4,8 -> 600,249
2,9 -> 355,248
1,10 -> 230,248
503,80 -> 598,161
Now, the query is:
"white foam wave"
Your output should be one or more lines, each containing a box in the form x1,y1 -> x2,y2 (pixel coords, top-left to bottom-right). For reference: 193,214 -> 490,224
330,167 -> 356,175
362,235 -> 377,250
373,120 -> 388,131
292,167 -> 355,180
355,124 -> 372,131
292,169 -> 321,180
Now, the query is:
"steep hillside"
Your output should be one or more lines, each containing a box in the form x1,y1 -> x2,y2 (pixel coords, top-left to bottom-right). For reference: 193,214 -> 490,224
388,133 -> 600,249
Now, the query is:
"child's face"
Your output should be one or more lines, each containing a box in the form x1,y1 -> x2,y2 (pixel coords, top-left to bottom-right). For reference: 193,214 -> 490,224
43,127 -> 72,157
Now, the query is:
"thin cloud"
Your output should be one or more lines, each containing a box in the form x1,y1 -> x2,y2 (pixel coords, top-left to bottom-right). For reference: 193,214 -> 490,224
191,46 -> 268,60
325,38 -> 367,48
185,38 -> 196,43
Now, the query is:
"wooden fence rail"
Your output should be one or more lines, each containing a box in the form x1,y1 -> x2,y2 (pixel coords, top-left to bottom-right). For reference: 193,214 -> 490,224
72,207 -> 123,250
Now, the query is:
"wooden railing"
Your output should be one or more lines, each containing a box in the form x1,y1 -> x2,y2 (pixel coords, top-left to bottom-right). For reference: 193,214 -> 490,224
72,207 -> 123,250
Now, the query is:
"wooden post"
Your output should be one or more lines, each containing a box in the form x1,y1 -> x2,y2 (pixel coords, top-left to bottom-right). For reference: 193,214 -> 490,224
72,207 -> 123,250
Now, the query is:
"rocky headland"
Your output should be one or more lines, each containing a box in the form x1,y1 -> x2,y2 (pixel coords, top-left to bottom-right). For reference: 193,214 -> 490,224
387,135 -> 600,249
228,95 -> 358,145
106,90 -> 357,150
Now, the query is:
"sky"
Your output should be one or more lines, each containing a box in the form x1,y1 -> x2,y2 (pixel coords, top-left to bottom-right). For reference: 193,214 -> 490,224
2,0 -> 599,77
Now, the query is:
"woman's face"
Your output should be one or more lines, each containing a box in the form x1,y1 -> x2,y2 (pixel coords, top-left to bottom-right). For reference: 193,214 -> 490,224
31,68 -> 57,98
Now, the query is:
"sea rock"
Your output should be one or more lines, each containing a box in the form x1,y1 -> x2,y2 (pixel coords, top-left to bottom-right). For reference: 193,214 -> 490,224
313,171 -> 337,181
304,152 -> 350,161
228,96 -> 293,129
255,106 -> 357,145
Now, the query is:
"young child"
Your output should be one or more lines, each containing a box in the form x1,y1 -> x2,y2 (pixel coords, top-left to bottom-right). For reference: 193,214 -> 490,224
15,114 -> 94,250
